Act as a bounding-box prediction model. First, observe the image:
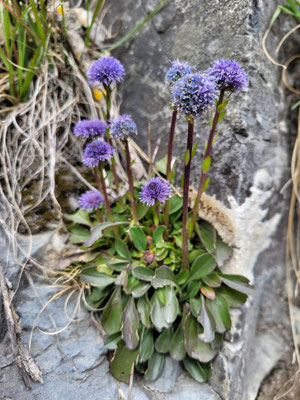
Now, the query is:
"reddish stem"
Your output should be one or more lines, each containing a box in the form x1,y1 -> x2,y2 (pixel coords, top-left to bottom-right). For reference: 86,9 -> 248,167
124,139 -> 138,223
190,90 -> 225,233
164,108 -> 178,227
182,118 -> 194,270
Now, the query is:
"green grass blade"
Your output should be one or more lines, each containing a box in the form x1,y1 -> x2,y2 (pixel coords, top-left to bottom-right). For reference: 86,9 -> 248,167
105,0 -> 169,53
85,0 -> 104,46
0,0 -> 40,43
20,44 -> 44,101
28,0 -> 45,44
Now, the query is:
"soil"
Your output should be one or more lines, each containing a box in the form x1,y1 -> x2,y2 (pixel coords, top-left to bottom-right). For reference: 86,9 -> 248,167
257,352 -> 300,400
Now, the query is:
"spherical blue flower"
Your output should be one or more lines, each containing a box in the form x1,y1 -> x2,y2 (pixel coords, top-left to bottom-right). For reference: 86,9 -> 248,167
83,140 -> 114,167
139,177 -> 173,206
110,114 -> 137,140
87,57 -> 125,86
165,60 -> 193,87
206,59 -> 249,92
73,120 -> 107,138
78,190 -> 104,211
171,73 -> 217,117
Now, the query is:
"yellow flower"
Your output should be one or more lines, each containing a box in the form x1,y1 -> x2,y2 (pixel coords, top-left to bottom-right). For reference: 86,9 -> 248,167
57,5 -> 64,15
93,88 -> 106,101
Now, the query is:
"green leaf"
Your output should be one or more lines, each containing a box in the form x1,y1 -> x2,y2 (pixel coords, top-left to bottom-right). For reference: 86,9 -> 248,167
195,223 -> 215,253
217,98 -> 229,112
64,209 -> 93,227
104,332 -> 122,350
218,286 -> 248,308
184,149 -> 190,165
109,340 -> 139,384
188,249 -> 206,264
191,142 -> 198,158
101,287 -> 122,335
144,351 -> 165,382
202,272 -> 221,288
115,238 -> 132,261
136,202 -> 149,220
202,156 -> 211,173
84,221 -> 129,247
198,297 -> 216,343
188,253 -> 216,282
190,297 -> 202,318
80,266 -> 115,287
184,313 -> 217,363
132,266 -> 155,282
270,6 -> 281,26
150,293 -> 169,331
139,328 -> 154,363
130,226 -> 147,251
155,248 -> 168,262
169,195 -> 183,215
203,177 -> 210,192
155,154 -> 168,175
137,295 -> 152,328
175,270 -> 189,286
68,225 -> 90,244
215,237 -> 232,266
207,295 -> 231,333
170,318 -> 186,361
151,265 -> 177,289
219,274 -> 254,295
127,280 -> 151,298
155,327 -> 173,353
183,356 -> 211,383
217,110 -> 226,124
161,286 -> 179,324
184,281 -> 200,300
122,297 -> 140,350
153,225 -> 166,244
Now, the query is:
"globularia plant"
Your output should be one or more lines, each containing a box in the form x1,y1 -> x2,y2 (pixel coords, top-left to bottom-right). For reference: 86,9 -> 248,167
65,56 -> 252,384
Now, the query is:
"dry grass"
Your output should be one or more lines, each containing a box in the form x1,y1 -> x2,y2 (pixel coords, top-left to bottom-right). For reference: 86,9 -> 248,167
262,17 -> 300,400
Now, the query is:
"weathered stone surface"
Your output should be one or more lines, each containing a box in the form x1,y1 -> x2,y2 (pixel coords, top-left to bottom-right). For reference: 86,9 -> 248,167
103,1 -> 294,399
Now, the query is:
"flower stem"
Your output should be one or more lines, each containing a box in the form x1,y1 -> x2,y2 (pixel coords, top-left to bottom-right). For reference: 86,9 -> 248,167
182,117 -> 194,270
154,201 -> 160,227
124,139 -> 138,224
104,84 -> 120,194
98,163 -> 113,221
164,108 -> 177,227
190,90 -> 225,235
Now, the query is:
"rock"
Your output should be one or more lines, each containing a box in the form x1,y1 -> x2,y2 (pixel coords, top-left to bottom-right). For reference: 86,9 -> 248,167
102,0 -> 294,399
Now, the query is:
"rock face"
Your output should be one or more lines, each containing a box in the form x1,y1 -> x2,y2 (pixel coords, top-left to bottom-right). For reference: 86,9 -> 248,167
106,0 -> 293,399
0,1 -> 295,400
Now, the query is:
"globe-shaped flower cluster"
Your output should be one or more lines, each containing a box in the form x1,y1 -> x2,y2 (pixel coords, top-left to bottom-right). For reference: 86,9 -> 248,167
206,59 -> 249,92
82,140 -> 114,167
172,73 -> 217,117
110,114 -> 138,140
78,190 -> 104,211
87,56 -> 125,86
165,60 -> 193,87
73,120 -> 107,138
139,177 -> 173,206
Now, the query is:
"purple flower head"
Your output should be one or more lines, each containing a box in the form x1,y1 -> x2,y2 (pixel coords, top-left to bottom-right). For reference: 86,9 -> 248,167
110,114 -> 137,140
139,177 -> 173,206
83,140 -> 114,167
73,120 -> 107,138
87,57 -> 125,86
78,190 -> 104,211
165,60 -> 193,87
171,73 -> 217,117
206,59 -> 249,92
